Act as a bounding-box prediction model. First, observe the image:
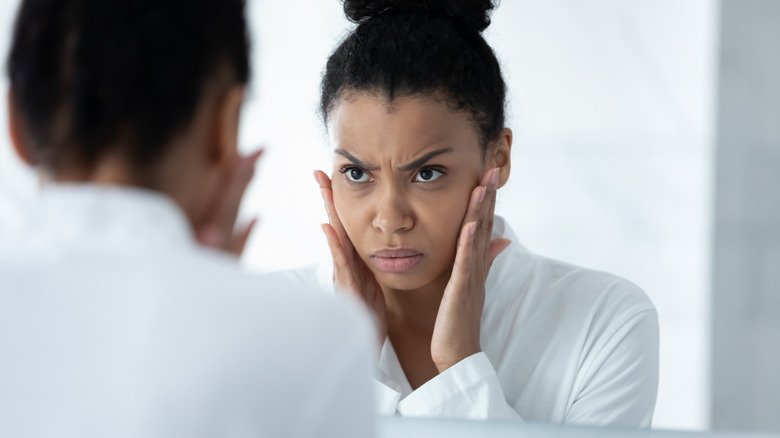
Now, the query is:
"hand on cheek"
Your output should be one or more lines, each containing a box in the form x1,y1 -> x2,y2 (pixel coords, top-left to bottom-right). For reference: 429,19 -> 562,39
430,167 -> 512,373
314,170 -> 388,349
195,149 -> 263,256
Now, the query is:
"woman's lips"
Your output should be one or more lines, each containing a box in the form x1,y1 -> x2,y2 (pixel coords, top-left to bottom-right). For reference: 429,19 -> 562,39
369,248 -> 423,273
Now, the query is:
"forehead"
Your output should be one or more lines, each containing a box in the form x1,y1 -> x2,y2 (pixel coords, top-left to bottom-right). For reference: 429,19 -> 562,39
328,92 -> 481,160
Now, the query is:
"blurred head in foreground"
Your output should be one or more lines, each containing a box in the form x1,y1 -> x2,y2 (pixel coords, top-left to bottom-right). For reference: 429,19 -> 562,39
6,0 -> 250,226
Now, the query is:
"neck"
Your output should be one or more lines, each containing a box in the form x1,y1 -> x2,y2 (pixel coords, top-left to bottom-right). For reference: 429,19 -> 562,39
50,152 -> 150,188
44,138 -> 215,230
383,267 -> 452,338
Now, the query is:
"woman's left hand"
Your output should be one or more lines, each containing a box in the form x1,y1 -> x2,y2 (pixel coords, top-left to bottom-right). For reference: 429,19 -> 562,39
430,167 -> 512,372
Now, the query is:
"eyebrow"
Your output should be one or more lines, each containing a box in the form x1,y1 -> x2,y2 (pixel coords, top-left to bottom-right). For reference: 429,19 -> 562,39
334,149 -> 379,171
398,148 -> 454,171
334,147 -> 454,172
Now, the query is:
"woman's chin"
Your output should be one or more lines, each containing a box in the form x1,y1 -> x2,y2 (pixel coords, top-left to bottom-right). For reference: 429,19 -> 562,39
373,264 -> 453,292
373,271 -> 432,292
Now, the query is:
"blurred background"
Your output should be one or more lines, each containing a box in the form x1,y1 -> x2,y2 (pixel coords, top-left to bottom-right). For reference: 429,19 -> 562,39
1,0 -> 777,433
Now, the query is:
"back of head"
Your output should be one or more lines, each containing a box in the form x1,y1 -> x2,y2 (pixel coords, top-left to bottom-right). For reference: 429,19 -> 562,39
6,0 -> 250,176
321,0 -> 506,147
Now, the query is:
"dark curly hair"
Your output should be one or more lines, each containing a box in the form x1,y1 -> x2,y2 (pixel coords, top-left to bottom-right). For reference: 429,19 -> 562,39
6,0 -> 250,173
320,0 -> 506,148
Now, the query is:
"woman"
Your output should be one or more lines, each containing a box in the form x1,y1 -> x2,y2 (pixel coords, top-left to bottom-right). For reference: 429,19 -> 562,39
298,0 -> 659,427
0,1 -> 375,436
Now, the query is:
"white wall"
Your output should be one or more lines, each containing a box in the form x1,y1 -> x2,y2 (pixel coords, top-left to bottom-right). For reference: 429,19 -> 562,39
0,0 -> 716,430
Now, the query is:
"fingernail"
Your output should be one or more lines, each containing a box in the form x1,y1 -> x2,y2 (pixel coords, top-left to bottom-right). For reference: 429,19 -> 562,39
313,170 -> 319,183
491,168 -> 500,186
477,186 -> 486,204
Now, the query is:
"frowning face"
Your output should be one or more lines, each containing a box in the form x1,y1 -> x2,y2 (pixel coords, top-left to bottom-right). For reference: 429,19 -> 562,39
327,92 -> 488,292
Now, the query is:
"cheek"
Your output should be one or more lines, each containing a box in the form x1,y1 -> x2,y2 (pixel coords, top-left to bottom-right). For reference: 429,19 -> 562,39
418,188 -> 471,256
332,179 -> 473,261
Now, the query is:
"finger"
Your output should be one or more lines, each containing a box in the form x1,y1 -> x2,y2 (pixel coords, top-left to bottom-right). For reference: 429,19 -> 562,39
196,225 -> 225,249
217,149 -> 263,230
463,168 -> 494,263
199,169 -> 232,226
322,222 -> 366,299
313,170 -> 334,223
477,167 -> 500,261
320,223 -> 350,271
314,170 -> 354,254
320,186 -> 351,251
200,149 -> 261,228
313,169 -> 333,191
462,184 -> 486,230
229,217 -> 259,257
449,221 -> 477,294
485,167 -> 500,231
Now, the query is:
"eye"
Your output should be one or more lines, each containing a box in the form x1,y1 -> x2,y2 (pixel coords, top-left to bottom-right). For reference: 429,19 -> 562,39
340,166 -> 372,183
413,167 -> 445,182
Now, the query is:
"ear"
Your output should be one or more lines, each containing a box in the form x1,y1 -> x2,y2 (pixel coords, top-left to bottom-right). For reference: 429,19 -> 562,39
7,89 -> 35,166
489,127 -> 512,188
209,85 -> 245,167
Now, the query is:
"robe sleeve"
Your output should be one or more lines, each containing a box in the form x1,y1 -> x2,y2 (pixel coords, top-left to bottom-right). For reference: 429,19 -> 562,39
387,352 -> 524,420
564,309 -> 659,427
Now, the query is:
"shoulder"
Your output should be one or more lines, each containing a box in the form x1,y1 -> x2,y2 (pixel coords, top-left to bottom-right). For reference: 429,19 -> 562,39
110,248 -> 372,358
537,254 -> 655,317
257,268 -> 370,332
187,252 -> 364,328
486,220 -> 656,335
0,192 -> 36,251
485,238 -> 659,368
267,262 -> 335,296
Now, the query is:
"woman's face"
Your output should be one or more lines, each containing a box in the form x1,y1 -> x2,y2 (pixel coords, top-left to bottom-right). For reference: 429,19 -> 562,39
327,92 -> 489,292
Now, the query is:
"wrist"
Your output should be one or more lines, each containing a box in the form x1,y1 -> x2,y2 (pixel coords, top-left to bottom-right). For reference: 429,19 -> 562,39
433,346 -> 481,373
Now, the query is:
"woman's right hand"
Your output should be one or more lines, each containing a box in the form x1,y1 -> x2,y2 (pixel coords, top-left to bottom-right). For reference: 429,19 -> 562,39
314,170 -> 388,348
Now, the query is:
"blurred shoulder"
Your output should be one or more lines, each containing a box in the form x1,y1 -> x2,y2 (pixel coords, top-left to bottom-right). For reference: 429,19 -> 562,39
184,252 -> 363,328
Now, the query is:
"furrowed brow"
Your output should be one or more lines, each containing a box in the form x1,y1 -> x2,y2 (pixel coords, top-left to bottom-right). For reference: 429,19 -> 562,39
398,148 -> 454,171
334,149 -> 379,171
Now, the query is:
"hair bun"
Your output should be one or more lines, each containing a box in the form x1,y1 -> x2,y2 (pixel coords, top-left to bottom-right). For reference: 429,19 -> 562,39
343,0 -> 497,33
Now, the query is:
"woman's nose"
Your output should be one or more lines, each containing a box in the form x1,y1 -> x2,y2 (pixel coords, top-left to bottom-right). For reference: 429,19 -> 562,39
371,186 -> 414,234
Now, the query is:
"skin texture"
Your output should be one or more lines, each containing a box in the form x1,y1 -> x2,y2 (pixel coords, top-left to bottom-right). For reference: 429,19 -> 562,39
315,92 -> 512,388
7,79 -> 259,257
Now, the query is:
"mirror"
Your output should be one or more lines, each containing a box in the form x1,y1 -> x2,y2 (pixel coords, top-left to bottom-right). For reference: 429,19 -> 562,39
0,0 -> 777,435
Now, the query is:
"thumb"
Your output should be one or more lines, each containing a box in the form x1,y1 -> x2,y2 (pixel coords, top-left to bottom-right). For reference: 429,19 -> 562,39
229,217 -> 259,256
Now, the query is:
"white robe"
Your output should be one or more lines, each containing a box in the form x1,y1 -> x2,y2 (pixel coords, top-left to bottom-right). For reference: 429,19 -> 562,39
279,216 -> 659,427
0,184 -> 375,438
